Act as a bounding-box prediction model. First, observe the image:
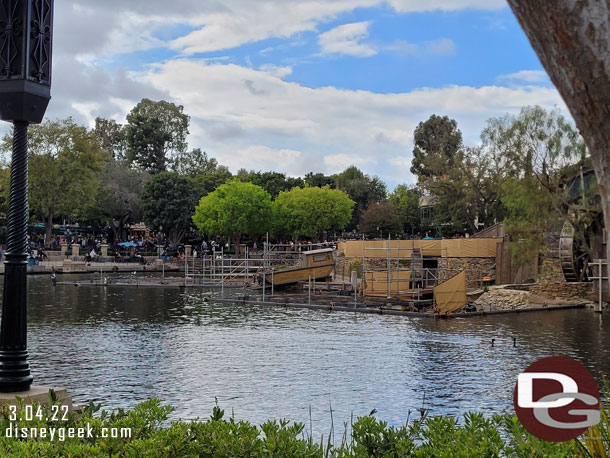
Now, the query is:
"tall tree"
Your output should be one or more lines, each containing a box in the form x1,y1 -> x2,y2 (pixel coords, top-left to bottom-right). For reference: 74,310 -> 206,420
410,115 -> 463,185
2,119 -> 108,245
141,172 -> 197,249
190,166 -> 233,197
94,161 -> 149,243
507,0 -> 610,280
94,117 -> 127,161
125,99 -> 190,173
193,179 -> 273,254
304,172 -> 334,188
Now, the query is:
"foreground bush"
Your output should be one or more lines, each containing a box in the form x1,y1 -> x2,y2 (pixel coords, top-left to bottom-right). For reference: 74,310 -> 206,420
0,392 -> 605,457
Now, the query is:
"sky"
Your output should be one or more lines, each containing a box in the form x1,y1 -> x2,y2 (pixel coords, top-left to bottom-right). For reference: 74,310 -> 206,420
45,0 -> 565,190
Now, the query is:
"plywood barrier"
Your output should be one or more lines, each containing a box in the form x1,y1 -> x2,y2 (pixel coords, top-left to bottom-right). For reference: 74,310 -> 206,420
339,238 -> 502,258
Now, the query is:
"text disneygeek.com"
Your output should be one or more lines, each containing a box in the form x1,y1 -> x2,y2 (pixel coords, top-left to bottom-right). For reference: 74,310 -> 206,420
4,424 -> 132,441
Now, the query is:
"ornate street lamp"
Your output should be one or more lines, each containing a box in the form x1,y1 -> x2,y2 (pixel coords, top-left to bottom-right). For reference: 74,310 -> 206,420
0,0 -> 53,392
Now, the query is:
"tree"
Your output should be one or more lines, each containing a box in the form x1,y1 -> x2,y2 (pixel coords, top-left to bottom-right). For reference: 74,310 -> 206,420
2,119 -> 108,246
141,172 -> 197,249
273,186 -> 354,240
193,179 -> 273,254
389,185 -> 421,234
483,106 -> 590,266
240,170 -> 304,198
506,0 -> 610,280
410,115 -> 463,185
173,148 -> 218,177
304,172 -> 334,188
190,166 -> 233,196
95,160 -> 149,243
125,99 -> 190,173
333,166 -> 386,229
94,117 -> 127,161
359,202 -> 402,238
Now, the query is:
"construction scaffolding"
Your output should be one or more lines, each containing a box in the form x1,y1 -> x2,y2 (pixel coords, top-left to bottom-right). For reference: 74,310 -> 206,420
360,235 -> 448,304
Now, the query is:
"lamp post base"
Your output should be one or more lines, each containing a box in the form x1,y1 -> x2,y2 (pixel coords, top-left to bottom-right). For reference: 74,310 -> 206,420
0,350 -> 33,392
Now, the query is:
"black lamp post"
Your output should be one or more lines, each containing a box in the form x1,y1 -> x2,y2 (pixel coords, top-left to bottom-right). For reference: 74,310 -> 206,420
0,0 -> 53,392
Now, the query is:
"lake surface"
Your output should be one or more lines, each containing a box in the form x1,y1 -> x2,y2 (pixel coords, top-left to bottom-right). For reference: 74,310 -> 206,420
13,274 -> 610,436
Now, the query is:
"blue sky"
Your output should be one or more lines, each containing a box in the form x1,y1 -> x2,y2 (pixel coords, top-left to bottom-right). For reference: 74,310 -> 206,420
49,1 -> 563,190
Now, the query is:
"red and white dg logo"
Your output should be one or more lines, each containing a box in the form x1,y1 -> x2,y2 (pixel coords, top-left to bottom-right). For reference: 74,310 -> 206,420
513,356 -> 600,442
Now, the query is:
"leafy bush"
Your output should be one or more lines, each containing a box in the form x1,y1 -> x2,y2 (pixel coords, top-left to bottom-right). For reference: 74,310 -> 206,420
0,390 -> 608,457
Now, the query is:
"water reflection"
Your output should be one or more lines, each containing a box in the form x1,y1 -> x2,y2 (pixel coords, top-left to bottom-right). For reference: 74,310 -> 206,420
11,274 -> 610,434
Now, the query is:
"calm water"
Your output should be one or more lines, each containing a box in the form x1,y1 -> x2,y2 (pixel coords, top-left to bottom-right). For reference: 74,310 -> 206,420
11,274 -> 610,434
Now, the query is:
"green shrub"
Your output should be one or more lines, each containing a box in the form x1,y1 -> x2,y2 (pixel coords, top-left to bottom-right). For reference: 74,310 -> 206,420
0,390 -> 607,457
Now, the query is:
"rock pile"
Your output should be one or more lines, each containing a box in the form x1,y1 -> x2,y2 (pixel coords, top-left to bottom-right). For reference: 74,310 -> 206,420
474,288 -> 532,311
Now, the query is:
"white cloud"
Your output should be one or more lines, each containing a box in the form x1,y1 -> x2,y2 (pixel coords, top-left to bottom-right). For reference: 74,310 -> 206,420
318,22 -> 377,57
425,38 -> 456,55
387,0 -> 506,13
387,38 -> 456,56
139,59 -> 565,184
498,70 -> 549,83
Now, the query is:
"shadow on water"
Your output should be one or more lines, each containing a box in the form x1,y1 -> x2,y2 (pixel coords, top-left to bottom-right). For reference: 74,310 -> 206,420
5,274 -> 610,434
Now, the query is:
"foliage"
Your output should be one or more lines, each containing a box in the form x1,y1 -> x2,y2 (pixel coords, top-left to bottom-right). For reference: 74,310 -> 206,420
359,202 -> 402,238
483,106 -> 595,267
410,114 -> 463,184
333,166 -> 386,230
93,160 -> 150,243
191,166 -> 233,197
141,172 -> 198,248
273,186 -> 354,240
193,179 -> 273,252
238,170 -> 304,198
305,172 -> 335,188
389,185 -> 421,234
125,99 -> 190,173
2,394 -> 608,457
2,118 -> 109,245
94,117 -> 127,161
173,148 -> 218,177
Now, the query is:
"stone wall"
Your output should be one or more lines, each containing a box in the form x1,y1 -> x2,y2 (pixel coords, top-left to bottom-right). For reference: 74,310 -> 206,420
437,257 -> 496,288
524,258 -> 592,300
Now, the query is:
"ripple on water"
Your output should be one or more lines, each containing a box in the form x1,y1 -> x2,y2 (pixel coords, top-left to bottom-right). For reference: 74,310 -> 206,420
12,274 -> 610,434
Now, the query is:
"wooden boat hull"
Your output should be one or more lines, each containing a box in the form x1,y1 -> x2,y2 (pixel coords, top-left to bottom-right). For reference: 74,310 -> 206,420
264,263 -> 334,285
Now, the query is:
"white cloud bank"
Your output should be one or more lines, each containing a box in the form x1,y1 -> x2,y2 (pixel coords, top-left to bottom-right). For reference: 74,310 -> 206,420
319,22 -> 377,57
139,60 -> 564,185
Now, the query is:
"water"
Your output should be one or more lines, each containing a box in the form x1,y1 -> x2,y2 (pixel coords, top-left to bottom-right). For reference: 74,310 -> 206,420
15,274 -> 610,436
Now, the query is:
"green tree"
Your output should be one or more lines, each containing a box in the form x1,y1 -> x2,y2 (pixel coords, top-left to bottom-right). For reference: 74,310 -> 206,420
94,160 -> 150,243
273,186 -> 354,240
173,148 -> 218,177
359,202 -> 402,238
94,117 -> 127,161
410,115 -> 463,185
190,166 -> 233,197
2,119 -> 108,245
483,106 -> 593,268
333,166 -> 386,230
193,179 -> 273,254
389,185 -> 421,234
125,99 -> 190,173
239,170 -> 304,198
141,172 -> 198,249
304,172 -> 334,188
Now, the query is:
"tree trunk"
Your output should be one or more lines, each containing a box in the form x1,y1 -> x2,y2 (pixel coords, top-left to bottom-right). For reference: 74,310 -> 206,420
507,0 -> 610,288
233,235 -> 241,256
44,214 -> 53,248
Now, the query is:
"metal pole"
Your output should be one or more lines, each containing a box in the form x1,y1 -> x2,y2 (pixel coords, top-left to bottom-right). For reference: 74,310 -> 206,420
0,121 -> 33,391
262,273 -> 266,302
271,269 -> 274,296
308,275 -> 311,304
597,259 -> 603,313
387,233 -> 391,298
221,247 -> 224,298
184,253 -> 187,287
